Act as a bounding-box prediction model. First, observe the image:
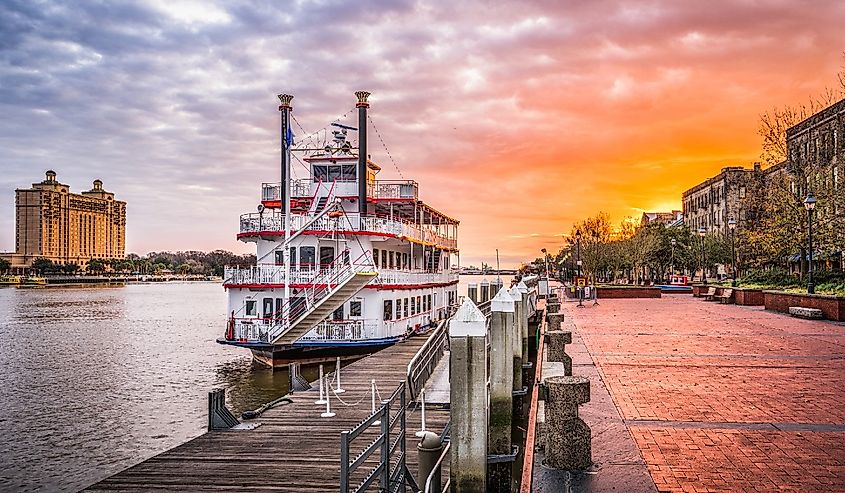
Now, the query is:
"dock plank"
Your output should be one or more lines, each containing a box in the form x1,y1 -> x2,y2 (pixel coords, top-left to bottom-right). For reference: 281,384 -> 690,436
85,333 -> 450,492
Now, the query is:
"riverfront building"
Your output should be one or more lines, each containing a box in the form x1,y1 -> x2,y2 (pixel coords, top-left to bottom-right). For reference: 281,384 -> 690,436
682,164 -> 759,235
3,170 -> 126,270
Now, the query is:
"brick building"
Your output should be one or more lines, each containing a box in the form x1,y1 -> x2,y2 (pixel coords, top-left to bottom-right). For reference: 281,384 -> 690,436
3,170 -> 126,270
682,164 -> 760,235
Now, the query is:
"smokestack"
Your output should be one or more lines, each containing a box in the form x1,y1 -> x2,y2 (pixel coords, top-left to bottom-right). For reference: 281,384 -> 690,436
356,91 -> 370,216
278,93 -> 294,212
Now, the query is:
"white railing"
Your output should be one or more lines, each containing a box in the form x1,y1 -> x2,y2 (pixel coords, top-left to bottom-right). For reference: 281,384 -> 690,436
375,269 -> 459,285
298,320 -> 380,342
238,211 -> 458,250
223,265 -> 321,285
224,266 -> 458,287
263,179 -> 418,201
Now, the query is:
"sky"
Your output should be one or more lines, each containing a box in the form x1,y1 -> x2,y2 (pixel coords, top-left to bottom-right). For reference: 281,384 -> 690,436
1,0 -> 843,268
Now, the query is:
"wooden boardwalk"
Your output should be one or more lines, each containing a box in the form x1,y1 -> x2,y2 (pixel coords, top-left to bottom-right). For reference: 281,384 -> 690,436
86,334 -> 450,492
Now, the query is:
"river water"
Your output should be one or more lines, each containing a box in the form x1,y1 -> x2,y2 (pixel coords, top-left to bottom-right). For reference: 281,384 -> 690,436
0,276 -> 498,492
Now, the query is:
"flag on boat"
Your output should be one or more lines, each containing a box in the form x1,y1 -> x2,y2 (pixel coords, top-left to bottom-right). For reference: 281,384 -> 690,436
285,126 -> 294,146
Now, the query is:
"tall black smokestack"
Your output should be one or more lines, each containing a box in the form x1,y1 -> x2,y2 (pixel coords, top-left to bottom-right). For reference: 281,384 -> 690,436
278,93 -> 294,212
356,91 -> 370,216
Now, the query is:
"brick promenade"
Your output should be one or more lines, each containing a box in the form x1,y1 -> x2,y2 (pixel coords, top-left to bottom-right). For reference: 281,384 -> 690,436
568,295 -> 845,493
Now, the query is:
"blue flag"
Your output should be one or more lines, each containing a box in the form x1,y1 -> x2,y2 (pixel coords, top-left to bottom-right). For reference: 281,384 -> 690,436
285,126 -> 294,146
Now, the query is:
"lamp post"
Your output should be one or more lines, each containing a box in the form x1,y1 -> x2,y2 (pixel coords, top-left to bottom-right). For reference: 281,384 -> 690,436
541,248 -> 549,281
670,238 -> 677,281
698,226 -> 707,283
575,230 -> 583,307
804,192 -> 816,294
728,218 -> 737,287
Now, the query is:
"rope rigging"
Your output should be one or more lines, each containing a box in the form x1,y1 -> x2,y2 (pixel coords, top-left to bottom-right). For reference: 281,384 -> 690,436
368,114 -> 405,180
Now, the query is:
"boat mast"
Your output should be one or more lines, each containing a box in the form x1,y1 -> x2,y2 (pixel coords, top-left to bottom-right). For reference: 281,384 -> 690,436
278,93 -> 294,326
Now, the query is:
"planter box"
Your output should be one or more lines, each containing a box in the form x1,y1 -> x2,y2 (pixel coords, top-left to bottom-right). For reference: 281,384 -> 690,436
763,291 -> 845,321
692,284 -> 708,297
596,286 -> 661,299
734,288 -> 764,306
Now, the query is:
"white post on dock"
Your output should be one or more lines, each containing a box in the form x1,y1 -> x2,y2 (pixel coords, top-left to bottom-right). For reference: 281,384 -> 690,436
334,357 -> 346,394
321,372 -> 336,418
371,379 -> 381,426
315,364 -> 327,405
415,387 -> 427,438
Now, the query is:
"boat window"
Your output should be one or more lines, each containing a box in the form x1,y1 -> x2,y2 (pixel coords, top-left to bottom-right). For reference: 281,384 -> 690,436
275,250 -> 284,265
289,247 -> 297,266
333,305 -> 344,321
313,165 -> 328,182
350,300 -> 362,317
291,296 -> 306,318
373,249 -> 379,266
381,250 -> 387,269
262,298 -> 273,319
300,246 -> 315,267
246,300 -> 257,316
341,165 -> 356,181
396,299 -> 402,319
320,246 -> 335,267
389,251 -> 394,269
411,296 -> 416,315
383,300 -> 393,321
343,249 -> 350,265
275,298 -> 283,318
417,296 -> 422,313
403,298 -> 409,317
403,253 -> 408,269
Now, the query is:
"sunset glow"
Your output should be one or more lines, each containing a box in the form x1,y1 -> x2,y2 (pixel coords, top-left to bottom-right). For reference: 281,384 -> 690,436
1,1 -> 843,267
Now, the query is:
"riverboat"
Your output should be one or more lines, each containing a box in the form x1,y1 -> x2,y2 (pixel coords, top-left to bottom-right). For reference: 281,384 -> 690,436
217,92 -> 460,367
22,276 -> 47,286
0,275 -> 22,286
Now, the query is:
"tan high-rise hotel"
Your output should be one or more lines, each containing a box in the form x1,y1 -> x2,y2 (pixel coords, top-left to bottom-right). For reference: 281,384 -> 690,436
8,170 -> 126,268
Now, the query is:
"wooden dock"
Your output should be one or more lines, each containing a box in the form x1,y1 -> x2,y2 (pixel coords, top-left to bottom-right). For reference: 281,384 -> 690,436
86,333 -> 450,492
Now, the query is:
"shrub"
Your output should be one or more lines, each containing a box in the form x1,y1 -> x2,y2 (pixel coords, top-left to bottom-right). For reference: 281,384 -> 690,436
739,268 -> 797,287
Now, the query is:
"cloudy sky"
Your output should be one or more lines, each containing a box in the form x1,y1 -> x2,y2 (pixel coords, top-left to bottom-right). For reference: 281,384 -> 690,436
1,0 -> 843,267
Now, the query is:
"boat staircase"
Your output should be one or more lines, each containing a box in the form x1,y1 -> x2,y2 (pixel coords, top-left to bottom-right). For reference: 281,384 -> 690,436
269,252 -> 376,346
308,178 -> 337,214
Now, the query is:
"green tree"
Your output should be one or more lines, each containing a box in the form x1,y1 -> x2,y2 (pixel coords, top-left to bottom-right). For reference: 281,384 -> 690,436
176,263 -> 192,275
0,258 -> 10,272
87,259 -> 106,273
31,257 -> 54,273
63,263 -> 80,274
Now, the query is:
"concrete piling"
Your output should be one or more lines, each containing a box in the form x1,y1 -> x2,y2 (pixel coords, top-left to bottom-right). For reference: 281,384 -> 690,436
480,280 -> 490,303
547,299 -> 561,314
544,375 -> 592,470
517,281 -> 530,367
449,299 -> 488,493
508,286 -> 524,396
546,330 -> 573,376
547,311 -> 565,331
489,287 -> 514,453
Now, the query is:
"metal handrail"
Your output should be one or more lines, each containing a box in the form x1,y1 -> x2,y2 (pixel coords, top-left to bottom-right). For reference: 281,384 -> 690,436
406,319 -> 448,401
423,441 -> 450,493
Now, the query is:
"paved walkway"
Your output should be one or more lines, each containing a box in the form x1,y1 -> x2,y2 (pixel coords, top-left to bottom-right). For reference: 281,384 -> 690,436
567,295 -> 845,493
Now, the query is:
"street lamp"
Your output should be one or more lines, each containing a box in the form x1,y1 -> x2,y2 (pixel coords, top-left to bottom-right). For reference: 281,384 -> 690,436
698,226 -> 707,283
728,217 -> 737,287
575,230 -> 583,307
670,238 -> 677,280
541,248 -> 549,281
804,192 -> 817,294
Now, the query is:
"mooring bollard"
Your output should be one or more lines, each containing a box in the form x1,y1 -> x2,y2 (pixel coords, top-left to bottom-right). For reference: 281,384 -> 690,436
321,372 -> 336,418
546,330 -> 573,376
547,300 -> 561,314
544,375 -> 591,470
449,299 -> 488,493
547,311 -> 565,331
418,431 -> 444,493
371,379 -> 381,426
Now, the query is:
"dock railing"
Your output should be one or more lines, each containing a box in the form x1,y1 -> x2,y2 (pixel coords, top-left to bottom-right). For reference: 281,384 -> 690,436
406,320 -> 448,402
340,381 -> 417,493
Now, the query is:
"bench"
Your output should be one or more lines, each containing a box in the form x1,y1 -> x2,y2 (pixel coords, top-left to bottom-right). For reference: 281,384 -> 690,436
702,287 -> 717,301
789,306 -> 824,319
716,288 -> 733,304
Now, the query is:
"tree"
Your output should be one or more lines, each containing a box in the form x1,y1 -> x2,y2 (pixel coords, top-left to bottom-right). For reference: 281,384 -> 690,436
176,263 -> 192,275
63,263 -> 80,274
87,259 -> 106,273
0,258 -> 9,272
31,257 -> 54,273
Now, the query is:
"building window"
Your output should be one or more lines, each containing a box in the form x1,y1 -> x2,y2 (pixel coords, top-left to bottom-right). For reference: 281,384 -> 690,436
383,300 -> 393,321
350,300 -> 362,317
739,186 -> 746,199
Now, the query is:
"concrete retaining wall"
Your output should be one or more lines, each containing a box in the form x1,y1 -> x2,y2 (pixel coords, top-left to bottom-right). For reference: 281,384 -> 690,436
596,287 -> 661,299
763,291 -> 845,321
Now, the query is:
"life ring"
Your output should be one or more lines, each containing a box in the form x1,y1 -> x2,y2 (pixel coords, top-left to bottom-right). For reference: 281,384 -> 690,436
328,210 -> 344,218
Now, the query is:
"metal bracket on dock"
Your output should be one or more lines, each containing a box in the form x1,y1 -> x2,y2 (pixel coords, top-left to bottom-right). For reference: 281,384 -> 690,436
522,362 -> 534,370
208,388 -> 240,431
512,386 -> 529,397
487,445 -> 520,464
538,382 -> 547,401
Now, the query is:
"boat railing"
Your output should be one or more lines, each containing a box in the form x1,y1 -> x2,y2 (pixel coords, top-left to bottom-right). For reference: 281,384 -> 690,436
375,269 -> 458,286
263,179 -> 419,201
298,319 -> 380,342
239,211 -> 457,250
223,265 -> 322,285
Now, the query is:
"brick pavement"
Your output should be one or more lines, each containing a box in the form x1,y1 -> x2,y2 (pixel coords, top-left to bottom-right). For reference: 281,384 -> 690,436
567,295 -> 845,493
